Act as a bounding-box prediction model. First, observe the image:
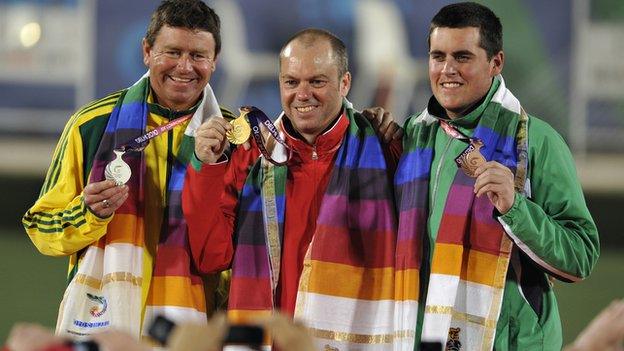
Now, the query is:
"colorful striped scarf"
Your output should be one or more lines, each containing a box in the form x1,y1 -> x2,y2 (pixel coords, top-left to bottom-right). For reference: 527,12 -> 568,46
395,76 -> 528,350
56,74 -> 222,338
228,103 -> 410,349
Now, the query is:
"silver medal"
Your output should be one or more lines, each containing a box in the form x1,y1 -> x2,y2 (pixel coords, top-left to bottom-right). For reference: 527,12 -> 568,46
104,149 -> 132,185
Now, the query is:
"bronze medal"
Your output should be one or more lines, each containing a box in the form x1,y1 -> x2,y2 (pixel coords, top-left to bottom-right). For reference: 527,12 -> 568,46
455,140 -> 486,178
226,112 -> 251,145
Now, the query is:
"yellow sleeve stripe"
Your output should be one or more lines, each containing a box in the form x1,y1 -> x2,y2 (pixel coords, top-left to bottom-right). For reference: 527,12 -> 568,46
23,202 -> 88,234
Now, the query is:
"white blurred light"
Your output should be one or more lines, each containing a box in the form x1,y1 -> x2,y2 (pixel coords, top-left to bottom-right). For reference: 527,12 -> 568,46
20,22 -> 41,48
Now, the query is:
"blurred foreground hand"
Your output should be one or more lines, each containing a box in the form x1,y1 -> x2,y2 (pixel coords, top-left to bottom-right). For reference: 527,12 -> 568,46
6,323 -> 64,351
256,313 -> 315,351
564,299 -> 624,351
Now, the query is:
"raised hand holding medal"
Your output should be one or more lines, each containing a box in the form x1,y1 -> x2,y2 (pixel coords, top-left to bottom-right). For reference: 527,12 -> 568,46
85,114 -> 193,217
195,106 -> 290,165
439,119 -> 516,213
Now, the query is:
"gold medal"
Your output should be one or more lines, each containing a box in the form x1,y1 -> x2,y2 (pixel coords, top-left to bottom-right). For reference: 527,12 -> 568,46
456,140 -> 486,178
226,111 -> 251,145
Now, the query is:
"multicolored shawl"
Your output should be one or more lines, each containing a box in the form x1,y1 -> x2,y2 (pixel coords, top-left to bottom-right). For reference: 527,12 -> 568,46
56,73 -> 223,338
395,75 -> 528,350
228,102 -> 410,349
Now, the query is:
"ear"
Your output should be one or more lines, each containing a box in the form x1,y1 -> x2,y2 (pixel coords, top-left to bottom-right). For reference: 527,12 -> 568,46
142,38 -> 151,67
490,51 -> 504,76
210,54 -> 218,73
340,71 -> 352,97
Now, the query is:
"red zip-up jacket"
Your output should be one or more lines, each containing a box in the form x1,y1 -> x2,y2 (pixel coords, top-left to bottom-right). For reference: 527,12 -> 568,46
182,112 -> 401,315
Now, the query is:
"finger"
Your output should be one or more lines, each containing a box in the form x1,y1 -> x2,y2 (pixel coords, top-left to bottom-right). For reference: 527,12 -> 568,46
204,138 -> 226,153
84,185 -> 128,206
242,140 -> 251,151
376,111 -> 392,134
392,125 -> 404,140
473,162 -> 495,178
475,183 -> 499,198
87,187 -> 128,217
202,116 -> 232,130
362,107 -> 383,127
84,180 -> 117,195
197,124 -> 229,142
475,160 -> 513,178
107,189 -> 129,210
382,122 -> 399,143
88,200 -> 114,218
486,191 -> 497,203
474,176 -> 508,197
196,120 -> 231,139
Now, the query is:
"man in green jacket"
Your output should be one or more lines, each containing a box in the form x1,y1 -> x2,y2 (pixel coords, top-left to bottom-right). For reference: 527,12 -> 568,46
394,2 -> 599,350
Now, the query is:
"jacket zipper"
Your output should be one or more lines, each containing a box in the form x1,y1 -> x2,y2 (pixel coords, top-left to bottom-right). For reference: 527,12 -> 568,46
430,137 -> 453,214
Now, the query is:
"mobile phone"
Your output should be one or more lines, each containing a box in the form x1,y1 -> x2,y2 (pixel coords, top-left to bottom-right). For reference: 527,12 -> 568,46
222,325 -> 264,351
65,340 -> 99,351
147,315 -> 177,346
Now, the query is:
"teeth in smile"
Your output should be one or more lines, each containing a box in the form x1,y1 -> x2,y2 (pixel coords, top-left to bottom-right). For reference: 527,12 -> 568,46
296,106 -> 315,112
170,76 -> 193,83
442,82 -> 461,88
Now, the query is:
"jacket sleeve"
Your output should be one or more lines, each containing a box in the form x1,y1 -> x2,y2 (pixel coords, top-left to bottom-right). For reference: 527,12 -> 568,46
498,118 -> 600,282
182,145 -> 260,274
22,117 -> 111,257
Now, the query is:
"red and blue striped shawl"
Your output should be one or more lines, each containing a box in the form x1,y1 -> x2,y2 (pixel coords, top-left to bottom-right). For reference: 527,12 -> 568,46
395,75 -> 529,350
228,104 -> 410,349
56,76 -> 223,338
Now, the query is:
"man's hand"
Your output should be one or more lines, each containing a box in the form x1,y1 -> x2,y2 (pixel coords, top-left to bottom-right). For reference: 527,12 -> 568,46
6,323 -> 65,351
256,313 -> 315,351
362,106 -> 403,143
194,116 -> 232,164
90,330 -> 151,351
168,313 -> 228,351
84,180 -> 129,218
565,299 -> 624,351
473,161 -> 515,214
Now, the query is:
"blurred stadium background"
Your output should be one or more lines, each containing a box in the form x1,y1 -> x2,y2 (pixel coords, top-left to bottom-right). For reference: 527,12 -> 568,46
0,0 -> 622,345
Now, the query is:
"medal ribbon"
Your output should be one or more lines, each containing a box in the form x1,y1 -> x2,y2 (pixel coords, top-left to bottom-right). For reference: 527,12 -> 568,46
117,114 -> 194,152
439,120 -> 481,144
244,106 -> 292,166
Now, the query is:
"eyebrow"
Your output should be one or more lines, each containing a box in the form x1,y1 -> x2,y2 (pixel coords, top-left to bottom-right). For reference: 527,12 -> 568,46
452,50 -> 475,56
161,44 -> 209,54
429,49 -> 475,56
280,74 -> 330,80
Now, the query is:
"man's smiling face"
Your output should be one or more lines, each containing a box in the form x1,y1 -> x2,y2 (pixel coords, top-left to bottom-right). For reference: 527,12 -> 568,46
279,39 -> 350,144
142,25 -> 216,111
428,26 -> 503,118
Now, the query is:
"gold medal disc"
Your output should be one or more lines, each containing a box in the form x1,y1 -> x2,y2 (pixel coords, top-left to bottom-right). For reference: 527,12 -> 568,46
226,114 -> 251,145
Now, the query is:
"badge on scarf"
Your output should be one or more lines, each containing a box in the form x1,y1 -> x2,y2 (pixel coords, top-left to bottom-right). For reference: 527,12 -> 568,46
105,150 -> 132,185
455,139 -> 486,178
226,109 -> 252,145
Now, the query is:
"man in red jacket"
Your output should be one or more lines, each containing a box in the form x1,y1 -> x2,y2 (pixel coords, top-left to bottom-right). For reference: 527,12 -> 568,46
182,28 -> 403,349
